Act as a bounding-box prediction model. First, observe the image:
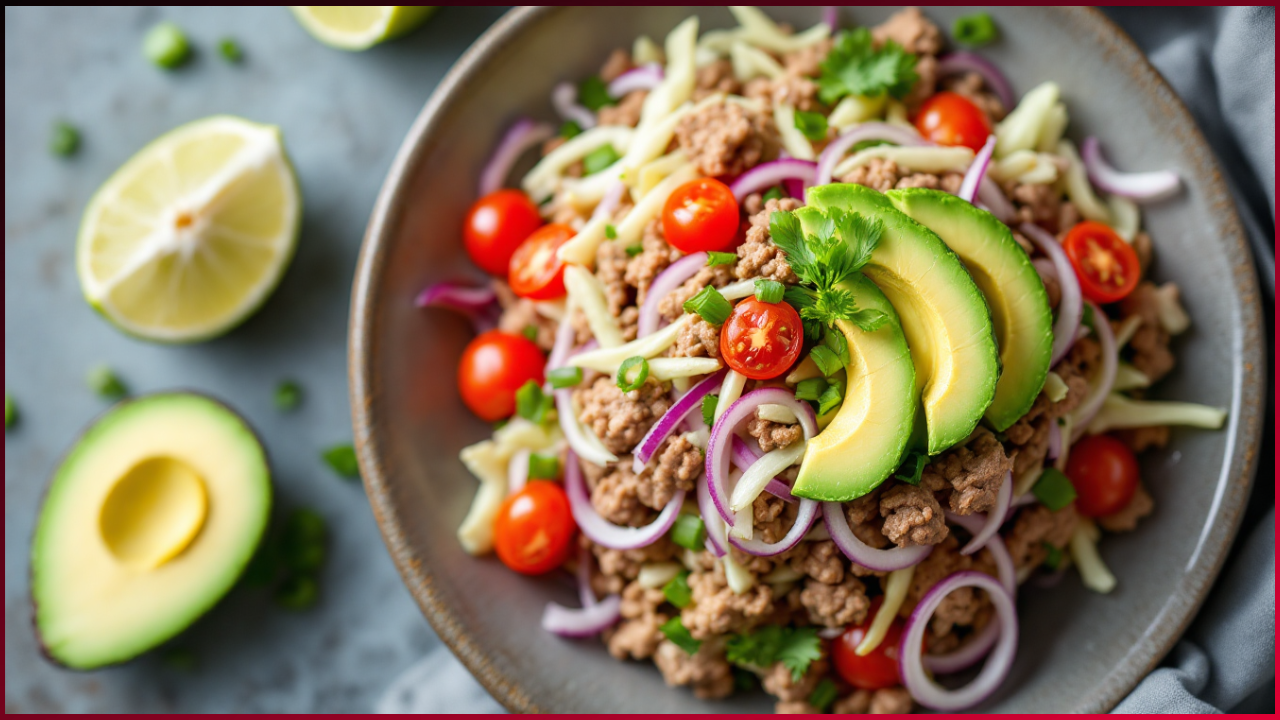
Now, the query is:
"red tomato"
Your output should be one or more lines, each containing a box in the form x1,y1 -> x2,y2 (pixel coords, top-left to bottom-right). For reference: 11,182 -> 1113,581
457,330 -> 545,421
509,223 -> 575,300
1065,434 -> 1140,517
1061,221 -> 1141,304
464,189 -> 544,276
914,91 -> 992,152
719,298 -> 804,380
493,481 -> 576,575
662,178 -> 740,253
833,602 -> 904,691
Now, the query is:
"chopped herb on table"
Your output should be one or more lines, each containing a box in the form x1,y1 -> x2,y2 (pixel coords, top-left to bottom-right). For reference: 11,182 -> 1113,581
275,380 -> 303,411
275,573 -> 319,611
280,509 -> 327,574
322,444 -> 360,480
217,37 -> 243,63
953,12 -> 999,47
50,121 -> 80,157
143,21 -> 191,69
5,393 -> 17,430
87,366 -> 128,400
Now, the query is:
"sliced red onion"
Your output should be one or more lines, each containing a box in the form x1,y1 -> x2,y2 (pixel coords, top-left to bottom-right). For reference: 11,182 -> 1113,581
552,82 -> 596,130
1081,136 -> 1181,201
729,159 -> 817,202
782,177 -> 807,202
943,513 -> 1016,598
822,501 -> 932,572
607,62 -> 664,97
1069,301 -> 1118,441
731,436 -> 797,503
706,389 -> 818,525
977,176 -> 1015,222
952,471 -> 1012,556
576,544 -> 598,608
542,594 -> 622,638
478,118 -> 555,197
1021,223 -> 1082,366
637,251 -> 707,337
696,474 -> 728,557
901,571 -> 1018,710
1046,420 -> 1062,462
566,448 -> 684,550
592,179 -> 627,221
1004,492 -> 1038,524
818,626 -> 844,640
957,134 -> 997,204
936,52 -> 1014,109
414,282 -> 500,334
729,498 -> 819,557
815,122 -> 925,186
633,369 -> 727,472
822,5 -> 838,28
924,515 -> 1016,675
507,448 -> 531,497
548,316 -> 615,465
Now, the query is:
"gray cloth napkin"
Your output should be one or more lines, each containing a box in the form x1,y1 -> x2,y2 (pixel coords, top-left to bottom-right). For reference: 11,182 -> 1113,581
378,7 -> 1277,713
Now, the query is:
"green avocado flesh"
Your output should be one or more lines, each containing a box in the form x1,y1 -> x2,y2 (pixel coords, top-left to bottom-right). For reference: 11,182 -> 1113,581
31,393 -> 271,669
886,188 -> 1054,431
791,268 -> 917,501
807,183 -> 999,454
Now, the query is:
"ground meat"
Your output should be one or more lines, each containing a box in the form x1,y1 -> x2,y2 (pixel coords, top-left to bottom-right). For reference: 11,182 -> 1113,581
658,263 -> 736,321
790,539 -> 846,585
576,376 -> 673,455
736,196 -> 803,283
839,158 -> 905,193
763,658 -> 830,704
683,565 -> 775,639
1132,231 -> 1154,274
1002,395 -> 1053,478
1115,425 -> 1170,453
645,435 -> 704,506
1040,263 -> 1063,308
904,53 -> 938,111
493,282 -> 558,351
1011,229 -> 1035,255
587,459 -> 652,527
942,71 -> 1008,123
754,493 -> 804,546
920,428 -> 1014,515
604,580 -> 669,660
895,170 -> 965,194
654,639 -> 735,700
873,7 -> 943,55
743,74 -> 821,112
597,89 -> 648,127
1098,483 -> 1154,533
675,100 -> 777,178
800,576 -> 870,627
775,701 -> 819,714
869,687 -> 914,714
1005,503 -> 1078,570
747,414 -> 804,452
596,239 -> 633,317
1120,281 -> 1177,383
586,435 -> 701,525
626,218 -> 682,306
880,483 -> 949,547
693,59 -> 742,101
669,316 -> 721,358
590,537 -> 681,596
600,48 -> 633,82
901,535 -> 991,639
833,691 -> 872,714
845,489 -> 894,553
1054,336 -> 1100,417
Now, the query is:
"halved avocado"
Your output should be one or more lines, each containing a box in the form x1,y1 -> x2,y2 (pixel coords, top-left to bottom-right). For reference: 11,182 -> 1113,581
807,183 -> 999,454
790,265 -> 917,501
886,189 -> 1053,431
31,393 -> 271,669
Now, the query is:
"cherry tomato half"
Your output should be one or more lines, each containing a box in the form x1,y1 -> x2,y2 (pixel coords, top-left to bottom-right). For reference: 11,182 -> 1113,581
720,297 -> 804,380
509,223 -> 575,300
457,330 -> 546,421
1065,434 -> 1140,517
464,189 -> 544,276
494,481 -> 577,575
1061,221 -> 1141,304
662,177 -> 740,253
914,91 -> 991,152
833,601 -> 904,691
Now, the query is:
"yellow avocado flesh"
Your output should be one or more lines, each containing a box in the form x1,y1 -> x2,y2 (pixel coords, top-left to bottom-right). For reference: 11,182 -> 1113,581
32,393 -> 270,670
807,184 -> 999,454
886,189 -> 1053,431
792,269 -> 917,501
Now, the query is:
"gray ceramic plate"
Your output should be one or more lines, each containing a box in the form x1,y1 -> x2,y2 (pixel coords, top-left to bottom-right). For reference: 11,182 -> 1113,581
349,7 -> 1264,713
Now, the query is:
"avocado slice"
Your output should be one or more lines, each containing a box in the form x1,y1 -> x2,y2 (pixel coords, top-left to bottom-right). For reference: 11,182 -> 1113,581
790,267 -> 917,501
31,393 -> 271,669
807,183 -> 999,454
886,189 -> 1054,431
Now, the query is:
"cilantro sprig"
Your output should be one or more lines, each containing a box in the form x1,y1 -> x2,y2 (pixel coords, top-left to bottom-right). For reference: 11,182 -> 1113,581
817,28 -> 918,105
725,625 -> 823,682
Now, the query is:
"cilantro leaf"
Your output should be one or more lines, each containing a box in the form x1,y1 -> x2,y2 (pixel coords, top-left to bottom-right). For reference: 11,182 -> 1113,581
776,627 -> 824,682
895,451 -> 928,485
848,308 -> 889,332
725,625 -> 823,682
830,207 -> 884,273
818,28 -> 919,104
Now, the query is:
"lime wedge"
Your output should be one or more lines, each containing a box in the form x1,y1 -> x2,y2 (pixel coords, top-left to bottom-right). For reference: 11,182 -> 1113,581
289,6 -> 435,51
76,116 -> 300,343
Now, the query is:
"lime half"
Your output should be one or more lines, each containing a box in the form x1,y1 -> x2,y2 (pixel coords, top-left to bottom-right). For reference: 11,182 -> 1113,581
290,6 -> 435,51
76,116 -> 300,343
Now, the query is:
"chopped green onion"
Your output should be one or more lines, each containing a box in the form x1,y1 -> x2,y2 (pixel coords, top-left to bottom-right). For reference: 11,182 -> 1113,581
671,514 -> 706,550
275,380 -> 302,411
808,345 -> 843,377
605,224 -> 618,240
583,144 -> 621,175
701,394 -> 719,426
762,186 -> 785,202
662,571 -> 694,608
515,380 -> 552,423
578,75 -> 616,111
547,366 -> 584,389
322,444 -> 360,480
659,616 -> 701,655
218,37 -> 243,63
953,12 -> 999,47
1032,467 -> 1078,511
522,324 -> 539,342
528,453 -> 560,480
143,21 -> 191,69
683,285 -> 732,325
275,574 -> 319,611
809,678 -> 839,712
894,451 -> 928,485
4,393 -> 16,430
87,366 -> 128,399
852,138 -> 893,153
707,251 -> 737,267
280,509 -> 326,573
1042,542 -> 1064,570
616,356 -> 650,392
794,110 -> 829,142
817,376 -> 845,415
625,244 -> 643,257
49,121 -> 80,157
795,378 -> 827,402
559,120 -> 582,139
754,279 -> 785,304
823,328 -> 851,366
